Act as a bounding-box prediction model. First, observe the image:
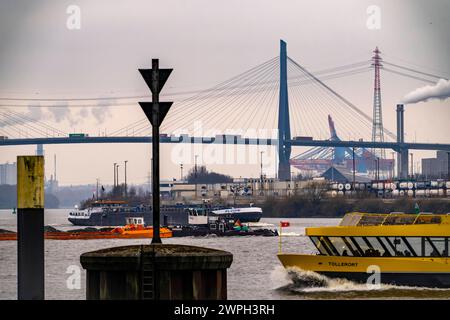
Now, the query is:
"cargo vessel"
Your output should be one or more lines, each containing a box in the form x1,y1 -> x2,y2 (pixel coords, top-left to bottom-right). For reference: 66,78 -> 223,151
68,200 -> 263,227
278,212 -> 450,288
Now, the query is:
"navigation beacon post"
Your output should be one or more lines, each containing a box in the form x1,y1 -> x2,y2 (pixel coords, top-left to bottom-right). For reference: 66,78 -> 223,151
80,59 -> 233,301
138,59 -> 173,243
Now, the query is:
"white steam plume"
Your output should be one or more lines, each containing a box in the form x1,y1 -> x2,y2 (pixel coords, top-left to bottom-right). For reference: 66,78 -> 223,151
401,78 -> 450,104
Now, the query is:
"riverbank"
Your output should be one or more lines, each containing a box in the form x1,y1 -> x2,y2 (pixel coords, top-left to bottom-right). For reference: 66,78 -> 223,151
260,197 -> 450,218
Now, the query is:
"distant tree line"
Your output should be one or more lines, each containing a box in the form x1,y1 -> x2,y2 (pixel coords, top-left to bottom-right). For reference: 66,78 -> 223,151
79,183 -> 149,209
0,185 -> 59,209
186,165 -> 233,184
261,196 -> 450,218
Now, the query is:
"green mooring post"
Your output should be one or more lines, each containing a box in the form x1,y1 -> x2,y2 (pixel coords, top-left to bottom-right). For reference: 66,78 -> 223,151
81,244 -> 233,300
17,155 -> 45,300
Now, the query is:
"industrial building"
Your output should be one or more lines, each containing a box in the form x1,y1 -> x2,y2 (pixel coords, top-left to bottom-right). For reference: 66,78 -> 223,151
290,115 -> 394,175
0,162 -> 17,185
170,178 -> 313,200
422,151 -> 449,179
320,166 -> 372,183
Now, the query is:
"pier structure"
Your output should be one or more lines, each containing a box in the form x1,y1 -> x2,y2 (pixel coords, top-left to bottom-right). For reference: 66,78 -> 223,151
81,244 -> 232,300
17,155 -> 45,300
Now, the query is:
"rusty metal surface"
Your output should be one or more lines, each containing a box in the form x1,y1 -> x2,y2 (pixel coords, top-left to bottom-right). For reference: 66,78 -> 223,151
17,156 -> 44,209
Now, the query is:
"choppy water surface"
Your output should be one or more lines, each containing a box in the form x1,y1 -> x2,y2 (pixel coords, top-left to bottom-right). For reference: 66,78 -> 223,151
1,209 -> 449,300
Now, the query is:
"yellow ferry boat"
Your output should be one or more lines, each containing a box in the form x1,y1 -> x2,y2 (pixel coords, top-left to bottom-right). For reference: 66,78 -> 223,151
278,212 -> 450,288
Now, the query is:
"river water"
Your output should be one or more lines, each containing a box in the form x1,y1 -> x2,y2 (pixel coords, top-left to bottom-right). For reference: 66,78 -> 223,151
1,209 -> 449,300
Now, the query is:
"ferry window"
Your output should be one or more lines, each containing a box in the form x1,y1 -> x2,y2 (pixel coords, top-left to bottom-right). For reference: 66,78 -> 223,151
321,237 -> 340,256
342,237 -> 360,256
310,236 -> 329,255
415,215 -> 441,225
403,237 -> 421,256
339,214 -> 362,226
351,237 -> 371,255
360,237 -> 385,257
374,237 -> 393,257
423,238 -> 447,257
357,215 -> 385,226
328,237 -> 353,256
346,237 -> 364,256
446,238 -> 449,257
383,215 -> 416,225
385,237 -> 417,257
348,237 -> 381,257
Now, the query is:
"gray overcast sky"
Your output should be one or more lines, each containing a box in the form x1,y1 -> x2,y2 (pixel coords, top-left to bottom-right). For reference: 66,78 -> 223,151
0,0 -> 449,185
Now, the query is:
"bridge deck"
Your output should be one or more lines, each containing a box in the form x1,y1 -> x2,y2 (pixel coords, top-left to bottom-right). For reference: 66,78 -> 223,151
0,136 -> 449,151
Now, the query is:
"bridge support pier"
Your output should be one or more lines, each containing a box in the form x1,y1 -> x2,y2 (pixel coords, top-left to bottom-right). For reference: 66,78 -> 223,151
397,148 -> 409,179
36,144 -> 44,156
81,244 -> 232,300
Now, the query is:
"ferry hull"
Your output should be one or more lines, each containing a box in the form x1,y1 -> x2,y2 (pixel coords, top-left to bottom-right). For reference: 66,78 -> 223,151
318,271 -> 450,288
278,254 -> 450,288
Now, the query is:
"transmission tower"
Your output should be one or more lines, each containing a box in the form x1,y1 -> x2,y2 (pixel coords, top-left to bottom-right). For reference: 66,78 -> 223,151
371,47 -> 386,164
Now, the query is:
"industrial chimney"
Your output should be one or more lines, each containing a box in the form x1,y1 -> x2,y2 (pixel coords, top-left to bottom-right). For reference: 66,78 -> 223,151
396,104 -> 408,179
396,104 -> 404,144
54,154 -> 57,182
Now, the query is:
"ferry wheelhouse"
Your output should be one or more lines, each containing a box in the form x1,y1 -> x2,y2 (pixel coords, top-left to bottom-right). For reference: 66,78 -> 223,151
278,212 -> 450,288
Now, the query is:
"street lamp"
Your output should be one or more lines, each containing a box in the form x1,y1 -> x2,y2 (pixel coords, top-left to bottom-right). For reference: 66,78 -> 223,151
377,157 -> 380,182
391,152 -> 395,179
194,155 -> 199,199
116,164 -> 120,188
180,163 -> 183,181
447,152 -> 450,181
113,163 -> 117,187
260,151 -> 264,191
124,160 -> 128,198
352,147 -> 356,189
374,158 -> 380,182
96,178 -> 99,201
260,151 -> 264,180
194,155 -> 199,179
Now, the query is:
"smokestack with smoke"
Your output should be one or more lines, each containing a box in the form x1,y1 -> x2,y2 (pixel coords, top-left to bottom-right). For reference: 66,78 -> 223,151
48,105 -> 71,122
91,98 -> 114,124
401,78 -> 450,104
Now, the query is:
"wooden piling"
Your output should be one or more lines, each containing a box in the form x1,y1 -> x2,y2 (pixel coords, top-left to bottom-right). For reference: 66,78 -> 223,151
17,155 -> 45,300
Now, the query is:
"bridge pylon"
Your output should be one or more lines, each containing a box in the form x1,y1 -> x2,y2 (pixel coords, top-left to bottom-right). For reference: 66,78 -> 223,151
277,40 -> 292,181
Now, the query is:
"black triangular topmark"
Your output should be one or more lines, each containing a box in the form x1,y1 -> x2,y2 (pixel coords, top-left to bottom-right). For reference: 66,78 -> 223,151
139,102 -> 173,127
139,69 -> 173,94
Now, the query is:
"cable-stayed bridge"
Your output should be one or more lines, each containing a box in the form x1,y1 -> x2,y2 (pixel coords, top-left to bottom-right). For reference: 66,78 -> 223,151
1,40 -> 449,180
